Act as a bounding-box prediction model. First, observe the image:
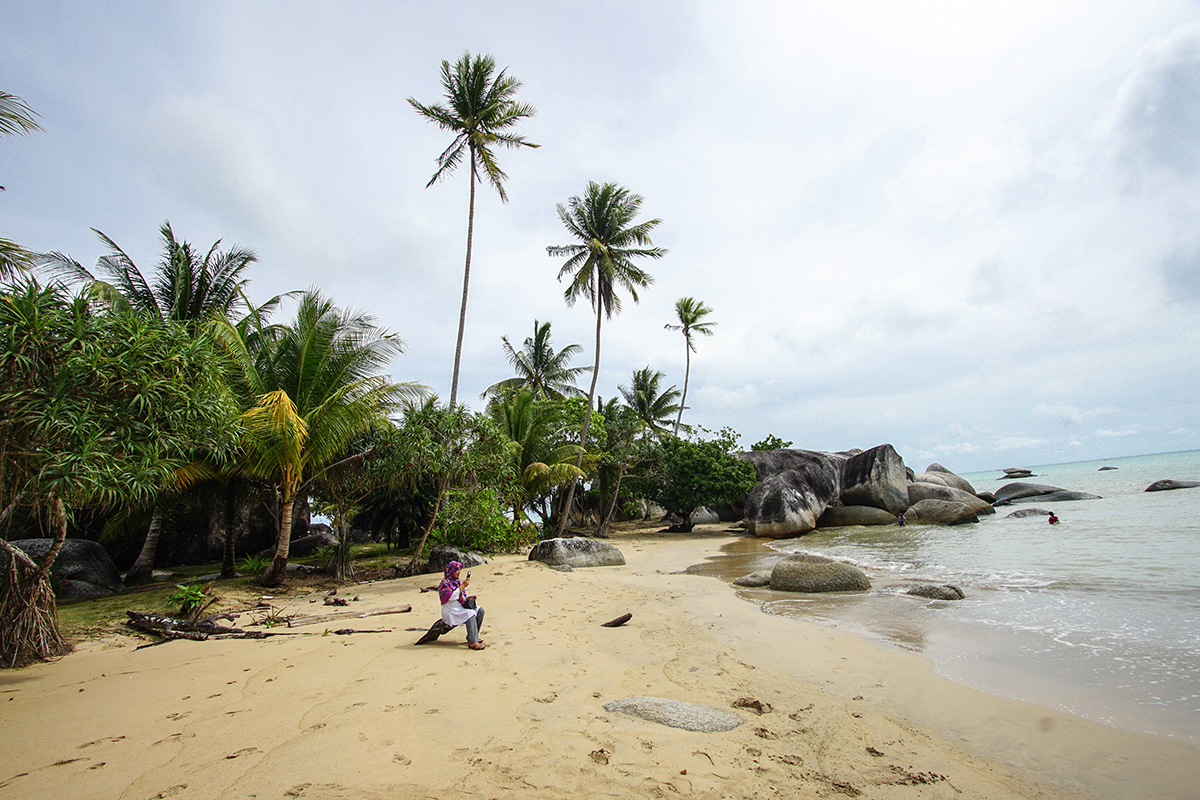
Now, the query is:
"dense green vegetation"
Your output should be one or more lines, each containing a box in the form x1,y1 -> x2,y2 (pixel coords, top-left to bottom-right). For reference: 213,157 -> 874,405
0,68 -> 777,666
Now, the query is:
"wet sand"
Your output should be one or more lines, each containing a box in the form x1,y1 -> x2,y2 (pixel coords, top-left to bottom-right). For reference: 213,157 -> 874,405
0,529 -> 1195,799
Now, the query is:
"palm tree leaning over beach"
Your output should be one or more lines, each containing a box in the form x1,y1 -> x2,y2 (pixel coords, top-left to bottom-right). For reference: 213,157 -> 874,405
408,52 -> 538,407
547,181 -> 667,535
664,296 -> 715,436
483,319 -> 589,401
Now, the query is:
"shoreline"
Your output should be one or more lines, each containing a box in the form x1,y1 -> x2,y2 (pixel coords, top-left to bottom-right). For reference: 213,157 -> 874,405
0,530 -> 1195,799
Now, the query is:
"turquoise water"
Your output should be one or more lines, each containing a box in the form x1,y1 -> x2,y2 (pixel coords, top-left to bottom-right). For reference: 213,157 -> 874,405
694,450 -> 1200,742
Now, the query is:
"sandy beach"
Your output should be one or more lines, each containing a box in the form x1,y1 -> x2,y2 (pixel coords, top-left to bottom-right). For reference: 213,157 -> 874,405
1,530 -> 1196,800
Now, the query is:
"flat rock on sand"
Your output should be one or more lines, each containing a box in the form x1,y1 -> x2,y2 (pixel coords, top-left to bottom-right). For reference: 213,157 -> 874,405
604,697 -> 744,732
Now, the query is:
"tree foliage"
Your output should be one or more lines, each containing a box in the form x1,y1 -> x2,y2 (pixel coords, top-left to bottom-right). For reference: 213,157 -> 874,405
639,428 -> 757,528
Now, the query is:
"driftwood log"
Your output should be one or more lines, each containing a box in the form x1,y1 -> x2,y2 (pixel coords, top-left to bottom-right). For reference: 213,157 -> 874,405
601,613 -> 632,628
414,619 -> 453,645
286,604 -> 411,628
125,611 -> 288,646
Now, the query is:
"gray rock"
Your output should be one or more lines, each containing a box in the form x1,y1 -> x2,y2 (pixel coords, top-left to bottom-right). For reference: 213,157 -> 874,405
993,483 -> 1101,505
905,584 -> 965,600
732,569 -> 773,587
906,482 -> 995,516
1005,508 -> 1052,518
10,539 -> 124,598
840,444 -> 909,514
769,553 -> 870,593
975,491 -> 997,504
288,530 -> 339,558
817,505 -> 898,527
690,506 -> 721,525
923,463 -> 978,494
743,465 -> 838,538
907,499 -> 979,525
603,697 -> 744,732
528,537 -> 625,568
427,544 -> 489,575
734,448 -> 852,483
1145,479 -> 1200,492
1099,466 -> 1118,471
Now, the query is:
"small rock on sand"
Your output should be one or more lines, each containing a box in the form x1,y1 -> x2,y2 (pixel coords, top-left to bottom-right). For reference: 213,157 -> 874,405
603,697 -> 744,732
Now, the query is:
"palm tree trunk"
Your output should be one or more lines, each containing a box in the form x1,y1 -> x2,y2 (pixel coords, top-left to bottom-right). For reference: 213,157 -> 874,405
405,478 -> 447,575
259,484 -> 296,587
596,467 -> 627,538
449,151 -> 478,407
221,479 -> 239,579
125,508 -> 163,585
554,299 -> 603,537
675,339 -> 691,436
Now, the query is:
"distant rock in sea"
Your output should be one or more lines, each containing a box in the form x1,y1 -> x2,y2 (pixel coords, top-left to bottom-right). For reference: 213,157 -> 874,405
1005,508 -> 1053,518
1000,467 -> 1035,479
1099,466 -> 1118,471
993,483 -> 1101,505
1145,479 -> 1200,492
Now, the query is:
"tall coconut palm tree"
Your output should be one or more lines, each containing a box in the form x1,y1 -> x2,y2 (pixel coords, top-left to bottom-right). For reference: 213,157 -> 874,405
210,291 -> 425,586
408,52 -> 538,407
547,181 -> 666,534
483,319 -> 589,401
664,297 -> 715,436
619,366 -> 681,437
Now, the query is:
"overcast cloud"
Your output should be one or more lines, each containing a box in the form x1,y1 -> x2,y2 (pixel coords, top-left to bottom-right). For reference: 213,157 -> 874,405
3,1 -> 1198,473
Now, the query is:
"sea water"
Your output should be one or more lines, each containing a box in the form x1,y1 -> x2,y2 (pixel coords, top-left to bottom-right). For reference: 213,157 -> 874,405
688,450 -> 1200,743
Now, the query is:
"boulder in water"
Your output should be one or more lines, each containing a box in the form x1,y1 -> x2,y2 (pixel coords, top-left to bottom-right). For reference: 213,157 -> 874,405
993,482 -> 1101,505
817,505 -> 898,527
906,584 -> 965,600
769,553 -> 870,593
743,465 -> 838,538
839,444 -> 909,514
1145,479 -> 1200,492
906,482 -> 995,516
907,499 -> 979,525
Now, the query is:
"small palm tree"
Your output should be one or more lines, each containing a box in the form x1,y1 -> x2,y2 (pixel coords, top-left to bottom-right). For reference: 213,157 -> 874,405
547,181 -> 666,534
483,319 -> 589,401
408,52 -> 538,407
664,297 -> 715,435
620,367 -> 681,437
489,390 -> 584,528
211,291 -> 425,586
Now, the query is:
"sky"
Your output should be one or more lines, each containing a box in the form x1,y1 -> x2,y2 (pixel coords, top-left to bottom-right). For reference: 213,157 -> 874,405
3,0 -> 1199,474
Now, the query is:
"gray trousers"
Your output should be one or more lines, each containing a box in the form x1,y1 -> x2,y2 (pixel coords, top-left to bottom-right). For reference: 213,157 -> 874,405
464,607 -> 485,643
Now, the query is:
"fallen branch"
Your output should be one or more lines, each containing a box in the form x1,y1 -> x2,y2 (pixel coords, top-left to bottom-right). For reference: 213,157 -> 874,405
601,613 -> 632,628
286,604 -> 412,628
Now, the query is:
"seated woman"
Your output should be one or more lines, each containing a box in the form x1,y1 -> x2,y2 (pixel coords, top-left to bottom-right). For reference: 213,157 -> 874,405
438,561 -> 486,650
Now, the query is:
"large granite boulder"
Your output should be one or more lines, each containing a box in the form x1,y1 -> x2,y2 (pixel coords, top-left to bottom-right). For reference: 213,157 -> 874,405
735,448 -> 851,483
1145,479 -> 1200,492
993,483 -> 1101,505
1005,508 -> 1052,518
922,463 -> 978,494
769,553 -> 870,593
427,544 -> 489,574
288,529 -> 339,558
906,482 -> 995,516
840,444 -> 909,514
10,538 -> 124,598
817,505 -> 898,527
906,499 -> 979,525
529,537 -> 625,568
743,465 -> 838,538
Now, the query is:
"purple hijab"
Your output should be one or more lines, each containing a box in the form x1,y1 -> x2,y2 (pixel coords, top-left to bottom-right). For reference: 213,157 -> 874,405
438,561 -> 463,605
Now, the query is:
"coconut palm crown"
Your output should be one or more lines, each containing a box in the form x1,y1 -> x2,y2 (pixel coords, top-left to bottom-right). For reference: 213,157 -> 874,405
664,296 -> 715,435
483,319 -> 589,401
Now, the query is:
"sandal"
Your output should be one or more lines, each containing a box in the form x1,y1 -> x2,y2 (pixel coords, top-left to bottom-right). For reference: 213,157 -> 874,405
468,642 -> 487,650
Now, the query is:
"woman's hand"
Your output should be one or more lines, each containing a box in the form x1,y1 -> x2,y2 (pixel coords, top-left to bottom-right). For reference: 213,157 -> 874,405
462,577 -> 470,588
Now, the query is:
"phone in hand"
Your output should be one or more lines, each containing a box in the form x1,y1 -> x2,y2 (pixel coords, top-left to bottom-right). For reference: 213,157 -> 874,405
467,571 -> 471,579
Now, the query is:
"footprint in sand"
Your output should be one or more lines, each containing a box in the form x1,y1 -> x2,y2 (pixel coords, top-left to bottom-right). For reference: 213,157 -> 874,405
224,747 -> 261,759
78,735 -> 126,749
165,712 -> 190,721
151,784 -> 187,798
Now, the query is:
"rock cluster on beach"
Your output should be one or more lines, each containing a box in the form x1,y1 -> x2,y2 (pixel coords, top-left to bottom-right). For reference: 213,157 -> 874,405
734,445 -> 994,539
